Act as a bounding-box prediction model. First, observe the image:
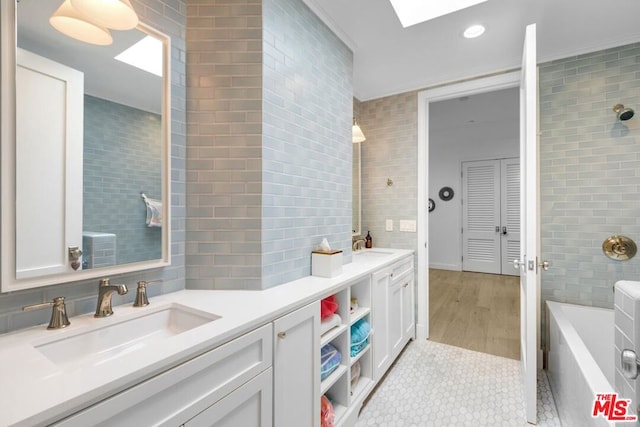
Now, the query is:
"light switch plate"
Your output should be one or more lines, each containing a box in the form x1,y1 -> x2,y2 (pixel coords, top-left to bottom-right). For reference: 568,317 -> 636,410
386,219 -> 393,231
399,220 -> 417,232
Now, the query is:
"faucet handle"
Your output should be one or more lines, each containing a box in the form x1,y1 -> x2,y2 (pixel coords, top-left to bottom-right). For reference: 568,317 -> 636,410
134,280 -> 162,307
23,297 -> 70,329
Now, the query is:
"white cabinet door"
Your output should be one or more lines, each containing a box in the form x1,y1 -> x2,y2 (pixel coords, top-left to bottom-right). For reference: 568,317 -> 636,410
401,276 -> 416,344
15,48 -> 84,279
388,280 -> 403,359
273,301 -> 320,427
371,268 -> 390,381
185,369 -> 272,427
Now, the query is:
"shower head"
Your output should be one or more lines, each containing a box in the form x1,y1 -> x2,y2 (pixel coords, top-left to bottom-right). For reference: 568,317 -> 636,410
613,104 -> 635,121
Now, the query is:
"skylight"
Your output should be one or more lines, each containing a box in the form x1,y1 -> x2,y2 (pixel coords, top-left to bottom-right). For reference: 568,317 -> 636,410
388,0 -> 488,28
115,35 -> 163,77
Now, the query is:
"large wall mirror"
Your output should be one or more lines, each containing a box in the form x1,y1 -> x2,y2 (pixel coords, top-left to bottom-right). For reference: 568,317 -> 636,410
0,0 -> 171,292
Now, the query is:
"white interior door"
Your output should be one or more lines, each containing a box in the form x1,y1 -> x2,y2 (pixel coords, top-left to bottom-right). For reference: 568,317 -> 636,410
462,160 -> 501,274
518,23 -> 538,425
500,158 -> 520,276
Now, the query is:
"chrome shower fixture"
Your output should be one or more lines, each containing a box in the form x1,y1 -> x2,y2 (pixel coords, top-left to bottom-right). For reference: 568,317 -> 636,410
613,104 -> 634,121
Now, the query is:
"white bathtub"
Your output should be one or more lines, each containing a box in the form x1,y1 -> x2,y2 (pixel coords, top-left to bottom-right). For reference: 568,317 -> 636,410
547,301 -> 616,427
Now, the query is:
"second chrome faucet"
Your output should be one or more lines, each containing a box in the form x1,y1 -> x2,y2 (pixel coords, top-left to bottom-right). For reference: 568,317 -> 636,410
95,278 -> 128,317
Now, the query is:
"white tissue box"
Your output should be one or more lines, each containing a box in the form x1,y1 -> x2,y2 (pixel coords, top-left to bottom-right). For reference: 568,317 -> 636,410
312,250 -> 343,278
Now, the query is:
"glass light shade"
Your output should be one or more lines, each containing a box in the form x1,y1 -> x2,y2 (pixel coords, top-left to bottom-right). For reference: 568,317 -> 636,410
70,0 -> 139,30
352,122 -> 366,143
50,0 -> 113,46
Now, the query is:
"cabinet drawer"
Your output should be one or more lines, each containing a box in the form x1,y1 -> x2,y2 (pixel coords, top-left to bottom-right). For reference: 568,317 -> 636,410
184,368 -> 272,427
53,324 -> 273,427
390,256 -> 413,283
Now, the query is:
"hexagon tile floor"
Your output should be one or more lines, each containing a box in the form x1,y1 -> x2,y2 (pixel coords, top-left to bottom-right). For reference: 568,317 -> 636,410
356,340 -> 561,426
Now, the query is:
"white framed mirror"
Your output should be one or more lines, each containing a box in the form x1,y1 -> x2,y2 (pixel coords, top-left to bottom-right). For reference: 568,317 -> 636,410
0,0 -> 171,292
352,141 -> 361,236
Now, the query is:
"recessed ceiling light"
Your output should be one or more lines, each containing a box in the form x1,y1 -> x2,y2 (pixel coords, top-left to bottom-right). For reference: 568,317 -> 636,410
463,24 -> 486,39
389,0 -> 488,28
115,35 -> 163,77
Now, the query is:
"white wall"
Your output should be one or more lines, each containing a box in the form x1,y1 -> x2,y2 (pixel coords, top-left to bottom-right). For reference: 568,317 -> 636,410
429,90 -> 519,270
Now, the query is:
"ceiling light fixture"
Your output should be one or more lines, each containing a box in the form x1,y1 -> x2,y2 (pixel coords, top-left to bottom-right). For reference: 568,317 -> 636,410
70,0 -> 139,31
115,35 -> 163,77
389,0 -> 488,28
49,0 -> 113,46
463,24 -> 486,39
352,118 -> 366,143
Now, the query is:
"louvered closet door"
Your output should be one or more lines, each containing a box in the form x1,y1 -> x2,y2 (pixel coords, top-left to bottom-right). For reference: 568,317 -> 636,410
501,158 -> 520,276
462,160 -> 501,274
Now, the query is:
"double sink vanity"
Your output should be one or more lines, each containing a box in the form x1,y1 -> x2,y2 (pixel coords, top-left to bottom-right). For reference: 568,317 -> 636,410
0,248 -> 415,427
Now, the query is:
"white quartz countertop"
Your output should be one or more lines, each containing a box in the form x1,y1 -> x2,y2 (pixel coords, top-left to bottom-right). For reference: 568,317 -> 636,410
0,248 -> 413,427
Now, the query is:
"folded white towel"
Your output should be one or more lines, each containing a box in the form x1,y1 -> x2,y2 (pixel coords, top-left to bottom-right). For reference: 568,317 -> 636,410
141,193 -> 162,228
320,313 -> 342,336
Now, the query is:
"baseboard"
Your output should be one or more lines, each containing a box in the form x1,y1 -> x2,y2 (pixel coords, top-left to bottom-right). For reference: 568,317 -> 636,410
428,263 -> 460,271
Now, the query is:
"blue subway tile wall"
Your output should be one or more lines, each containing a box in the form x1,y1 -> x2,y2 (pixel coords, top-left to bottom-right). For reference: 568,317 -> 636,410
0,0 -> 186,334
186,0 -> 353,290
186,0 -> 264,290
83,95 -> 162,266
540,42 -> 640,310
261,0 -> 353,288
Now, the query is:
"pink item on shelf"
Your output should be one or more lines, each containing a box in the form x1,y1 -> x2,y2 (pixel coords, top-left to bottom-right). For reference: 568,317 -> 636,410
320,395 -> 335,427
320,295 -> 338,320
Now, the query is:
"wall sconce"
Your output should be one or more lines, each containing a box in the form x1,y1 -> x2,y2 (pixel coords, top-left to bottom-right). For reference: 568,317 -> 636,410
50,0 -> 139,45
352,118 -> 366,143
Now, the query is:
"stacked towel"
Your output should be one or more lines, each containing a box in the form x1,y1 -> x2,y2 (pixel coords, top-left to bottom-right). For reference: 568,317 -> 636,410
320,313 -> 342,336
320,343 -> 342,380
350,318 -> 371,357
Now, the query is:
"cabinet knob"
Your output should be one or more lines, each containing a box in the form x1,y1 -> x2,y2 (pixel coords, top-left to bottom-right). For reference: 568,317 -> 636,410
277,332 -> 286,339
403,282 -> 409,288
390,273 -> 394,278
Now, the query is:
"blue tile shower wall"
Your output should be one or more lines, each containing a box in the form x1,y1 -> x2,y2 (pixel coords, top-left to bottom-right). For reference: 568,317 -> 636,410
83,95 -> 162,266
261,0 -> 353,288
540,42 -> 640,310
0,0 -> 187,334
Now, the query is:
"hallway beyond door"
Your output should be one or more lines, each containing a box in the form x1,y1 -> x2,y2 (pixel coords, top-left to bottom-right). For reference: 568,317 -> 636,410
429,269 -> 520,360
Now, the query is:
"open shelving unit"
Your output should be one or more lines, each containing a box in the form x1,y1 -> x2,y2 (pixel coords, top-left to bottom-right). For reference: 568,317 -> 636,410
319,276 -> 374,426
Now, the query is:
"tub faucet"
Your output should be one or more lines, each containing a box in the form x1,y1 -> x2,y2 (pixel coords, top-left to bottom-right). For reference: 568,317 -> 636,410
95,278 -> 128,317
353,239 -> 366,251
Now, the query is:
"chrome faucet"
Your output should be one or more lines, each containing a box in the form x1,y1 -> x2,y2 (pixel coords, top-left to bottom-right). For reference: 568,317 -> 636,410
95,278 -> 128,317
353,239 -> 366,251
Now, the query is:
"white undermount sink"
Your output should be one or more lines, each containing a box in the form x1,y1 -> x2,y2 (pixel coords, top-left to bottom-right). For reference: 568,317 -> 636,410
35,304 -> 219,369
354,249 -> 394,258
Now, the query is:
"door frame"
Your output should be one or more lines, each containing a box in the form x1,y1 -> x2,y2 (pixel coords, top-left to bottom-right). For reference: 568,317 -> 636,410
416,71 -> 520,341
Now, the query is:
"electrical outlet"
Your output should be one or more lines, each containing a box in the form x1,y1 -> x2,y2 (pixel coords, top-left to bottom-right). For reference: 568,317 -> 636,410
385,219 -> 393,231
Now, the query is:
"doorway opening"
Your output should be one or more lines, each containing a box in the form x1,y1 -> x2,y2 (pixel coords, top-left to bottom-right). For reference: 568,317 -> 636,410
427,87 -> 520,360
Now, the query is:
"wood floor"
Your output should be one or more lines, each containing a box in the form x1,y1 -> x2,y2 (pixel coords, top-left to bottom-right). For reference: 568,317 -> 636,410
429,269 -> 520,360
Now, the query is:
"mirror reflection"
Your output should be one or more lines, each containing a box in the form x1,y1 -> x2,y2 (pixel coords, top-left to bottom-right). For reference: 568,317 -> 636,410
352,142 -> 361,236
15,0 -> 165,276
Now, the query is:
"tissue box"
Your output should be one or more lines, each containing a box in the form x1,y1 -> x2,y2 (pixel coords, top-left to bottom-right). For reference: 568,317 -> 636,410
312,250 -> 343,278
